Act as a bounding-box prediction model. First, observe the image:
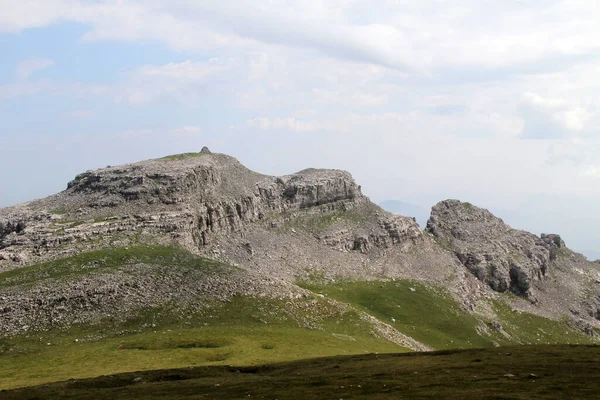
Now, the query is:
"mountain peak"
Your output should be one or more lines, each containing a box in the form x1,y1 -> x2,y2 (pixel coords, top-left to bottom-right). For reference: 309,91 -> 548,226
426,199 -> 591,305
0,151 -> 372,270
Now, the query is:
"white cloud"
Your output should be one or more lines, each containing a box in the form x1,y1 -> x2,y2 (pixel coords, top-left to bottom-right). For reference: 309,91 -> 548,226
232,112 -> 563,209
116,58 -> 237,104
16,58 -> 55,80
122,128 -> 154,137
563,107 -> 592,131
0,80 -> 106,100
311,88 -> 388,108
243,108 -> 523,143
141,0 -> 600,71
5,0 -> 600,255
4,0 -> 600,72
0,0 -> 70,32
580,165 -> 600,177
137,59 -> 227,81
0,81 -> 48,100
523,92 -> 566,110
520,92 -> 595,139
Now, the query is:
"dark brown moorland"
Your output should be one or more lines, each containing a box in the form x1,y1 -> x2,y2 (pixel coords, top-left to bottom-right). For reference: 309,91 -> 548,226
3,345 -> 600,400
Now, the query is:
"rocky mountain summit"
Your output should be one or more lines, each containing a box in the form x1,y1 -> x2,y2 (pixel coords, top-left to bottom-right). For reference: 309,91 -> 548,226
427,200 -> 561,298
1,150 -> 599,342
427,199 -> 600,327
0,151 -> 420,275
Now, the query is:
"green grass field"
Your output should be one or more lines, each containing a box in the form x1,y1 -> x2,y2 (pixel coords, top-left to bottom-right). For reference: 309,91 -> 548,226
3,345 -> 600,399
303,280 -> 596,349
0,294 -> 407,390
0,246 -> 408,390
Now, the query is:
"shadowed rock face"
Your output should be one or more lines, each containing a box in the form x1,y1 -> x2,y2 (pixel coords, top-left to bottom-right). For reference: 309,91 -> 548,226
427,200 -> 565,300
0,221 -> 26,240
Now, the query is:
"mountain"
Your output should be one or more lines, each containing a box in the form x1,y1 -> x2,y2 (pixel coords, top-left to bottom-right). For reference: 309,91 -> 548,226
1,149 -> 600,390
379,200 -> 430,228
427,200 -> 600,322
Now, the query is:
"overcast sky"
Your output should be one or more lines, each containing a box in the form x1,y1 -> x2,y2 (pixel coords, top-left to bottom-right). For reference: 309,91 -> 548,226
1,0 -> 599,257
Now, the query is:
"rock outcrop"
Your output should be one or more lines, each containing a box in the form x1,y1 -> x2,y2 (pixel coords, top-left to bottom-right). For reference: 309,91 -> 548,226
0,153 -> 376,271
425,198 -> 600,326
426,200 -> 566,299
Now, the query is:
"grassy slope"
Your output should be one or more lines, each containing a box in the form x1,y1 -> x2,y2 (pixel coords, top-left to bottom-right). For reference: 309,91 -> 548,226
160,153 -> 207,161
1,246 -> 597,391
273,202 -> 383,235
0,245 -> 225,288
3,345 -> 600,399
303,280 -> 597,349
492,299 -> 593,345
0,321 -> 403,390
304,280 -> 491,349
0,247 -> 407,390
0,295 -> 407,390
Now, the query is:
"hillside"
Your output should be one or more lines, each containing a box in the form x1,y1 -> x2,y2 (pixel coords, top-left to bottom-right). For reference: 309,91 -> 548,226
1,149 -> 600,390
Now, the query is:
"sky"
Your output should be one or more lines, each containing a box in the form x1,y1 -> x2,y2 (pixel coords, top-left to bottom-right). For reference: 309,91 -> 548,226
1,0 -> 599,258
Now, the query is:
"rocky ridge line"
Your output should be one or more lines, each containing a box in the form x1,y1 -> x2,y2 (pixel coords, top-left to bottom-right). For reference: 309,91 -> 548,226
426,199 -> 600,327
1,152 -> 419,271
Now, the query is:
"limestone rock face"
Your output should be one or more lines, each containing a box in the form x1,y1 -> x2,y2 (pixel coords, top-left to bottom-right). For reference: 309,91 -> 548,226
426,200 -> 600,327
426,200 -> 563,299
0,152 -> 402,272
260,170 -> 362,210
316,214 -> 423,254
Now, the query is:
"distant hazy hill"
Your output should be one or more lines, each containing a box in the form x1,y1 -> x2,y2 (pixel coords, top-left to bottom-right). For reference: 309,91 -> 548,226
490,203 -> 600,262
379,200 -> 430,228
581,249 -> 600,262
